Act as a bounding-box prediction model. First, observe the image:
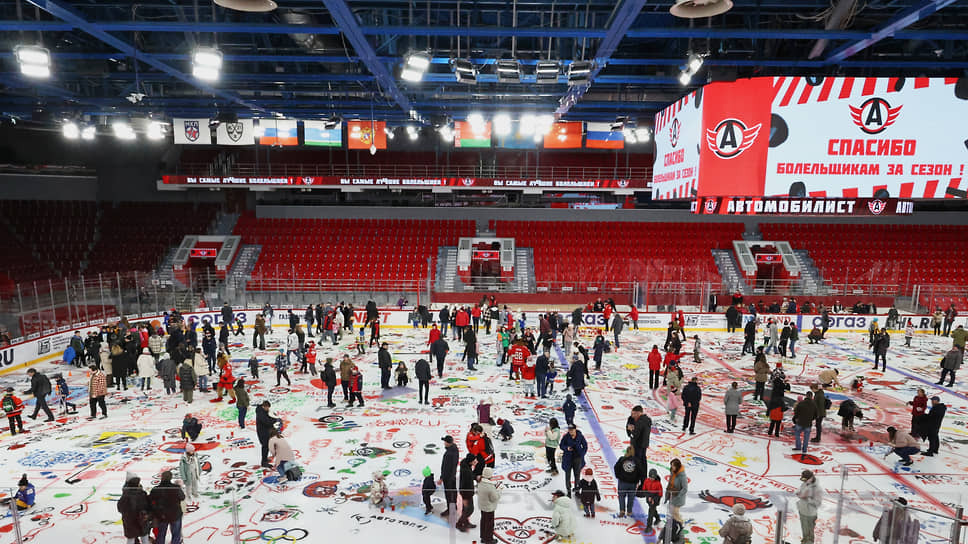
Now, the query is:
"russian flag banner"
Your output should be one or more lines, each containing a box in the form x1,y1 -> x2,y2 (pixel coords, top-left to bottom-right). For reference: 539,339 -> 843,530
258,119 -> 298,146
585,122 -> 624,149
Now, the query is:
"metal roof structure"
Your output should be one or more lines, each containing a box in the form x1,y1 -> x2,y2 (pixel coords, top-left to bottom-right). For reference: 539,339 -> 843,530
1,0 -> 966,127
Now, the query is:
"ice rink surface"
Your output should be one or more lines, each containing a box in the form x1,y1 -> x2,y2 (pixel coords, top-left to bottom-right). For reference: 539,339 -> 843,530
0,319 -> 964,544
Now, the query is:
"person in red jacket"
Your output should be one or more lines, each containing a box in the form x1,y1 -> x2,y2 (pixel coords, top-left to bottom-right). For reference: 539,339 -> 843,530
471,305 -> 482,332
302,341 -> 318,376
677,310 -> 686,335
454,308 -> 470,342
627,306 -> 639,331
647,346 -> 662,390
466,425 -> 485,463
521,354 -> 537,397
663,351 -> 680,386
507,340 -> 531,381
213,355 -> 237,404
347,366 -> 364,407
603,305 -> 613,332
428,323 -> 441,345
2,388 -> 25,435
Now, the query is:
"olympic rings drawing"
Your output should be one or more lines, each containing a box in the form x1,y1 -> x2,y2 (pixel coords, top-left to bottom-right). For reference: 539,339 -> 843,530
240,527 -> 308,542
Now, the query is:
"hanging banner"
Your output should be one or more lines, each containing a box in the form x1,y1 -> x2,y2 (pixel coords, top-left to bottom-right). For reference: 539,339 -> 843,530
215,119 -> 255,146
347,121 -> 387,150
692,196 -> 915,216
303,121 -> 342,147
173,118 -> 212,145
258,119 -> 298,146
543,122 -> 583,149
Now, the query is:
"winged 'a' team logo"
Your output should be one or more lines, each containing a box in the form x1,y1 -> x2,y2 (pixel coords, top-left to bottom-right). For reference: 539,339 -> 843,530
705,119 -> 761,159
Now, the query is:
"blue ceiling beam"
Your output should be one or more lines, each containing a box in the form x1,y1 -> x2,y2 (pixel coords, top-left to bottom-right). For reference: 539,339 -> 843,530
825,0 -> 959,64
556,0 -> 648,117
3,20 -> 967,41
22,0 -> 265,114
319,0 -> 413,115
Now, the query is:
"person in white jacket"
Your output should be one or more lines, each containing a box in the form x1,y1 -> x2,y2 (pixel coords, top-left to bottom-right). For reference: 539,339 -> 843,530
136,348 -> 156,391
179,443 -> 201,500
193,347 -> 210,393
796,469 -> 823,544
477,467 -> 502,544
550,490 -> 575,540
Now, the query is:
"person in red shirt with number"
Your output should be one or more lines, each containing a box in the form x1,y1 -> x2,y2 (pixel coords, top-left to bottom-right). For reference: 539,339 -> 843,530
521,354 -> 537,397
507,340 -> 531,381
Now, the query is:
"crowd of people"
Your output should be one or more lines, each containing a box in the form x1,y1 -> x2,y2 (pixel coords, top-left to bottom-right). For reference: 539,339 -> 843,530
3,294 -> 961,544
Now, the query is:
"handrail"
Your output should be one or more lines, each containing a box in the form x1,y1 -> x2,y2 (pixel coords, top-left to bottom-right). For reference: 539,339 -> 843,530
174,162 -> 652,180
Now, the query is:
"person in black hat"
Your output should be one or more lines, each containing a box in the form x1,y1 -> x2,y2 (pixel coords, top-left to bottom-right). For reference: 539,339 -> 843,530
921,396 -> 946,456
440,435 -> 459,519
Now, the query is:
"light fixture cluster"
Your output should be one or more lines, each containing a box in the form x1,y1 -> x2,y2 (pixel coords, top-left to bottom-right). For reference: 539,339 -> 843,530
401,52 -> 431,82
623,126 -> 652,144
679,54 -> 704,86
63,118 -> 167,142
451,59 -> 477,84
438,113 -> 556,142
15,45 -> 51,79
193,47 -> 223,82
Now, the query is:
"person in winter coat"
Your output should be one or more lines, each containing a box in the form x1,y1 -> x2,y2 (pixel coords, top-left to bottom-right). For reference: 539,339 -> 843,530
938,347 -> 962,386
178,358 -> 197,404
421,466 -> 437,515
577,467 -> 601,517
274,350 -> 291,387
192,347 -> 210,392
136,348 -> 156,391
410,358 -> 431,405
767,320 -> 780,355
872,329 -> 890,371
884,426 -> 919,466
317,358 -> 337,408
118,474 -> 151,544
559,424 -> 588,497
430,336 -> 449,379
24,368 -> 54,421
643,468 -> 663,528
3,387 -> 25,434
562,394 -> 577,427
568,354 -> 588,397
742,318 -> 757,355
370,471 -> 389,506
613,447 -> 645,518
439,435 -> 459,518
550,490 -> 576,540
724,382 -> 742,433
562,324 -> 575,359
256,401 -> 280,468
148,330 -> 165,361
231,377 -> 250,429
796,470 -> 823,544
629,405 -> 652,468
666,458 -> 688,522
811,384 -> 827,442
87,365 -> 108,419
347,366 -> 364,407
148,470 -> 185,544
647,346 -> 662,390
179,443 -> 201,500
612,314 -> 624,350
477,466 -> 501,544
158,354 -> 177,395
753,347 -> 770,401
378,343 -> 393,389
592,334 -> 606,370
838,398 -> 863,432
793,392 -> 818,454
920,396 -> 946,456
456,454 -> 478,531
253,313 -> 266,350
719,503 -> 754,544
681,377 -> 702,434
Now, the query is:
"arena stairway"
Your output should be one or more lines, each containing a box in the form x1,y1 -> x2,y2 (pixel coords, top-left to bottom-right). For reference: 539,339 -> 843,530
712,249 -> 749,296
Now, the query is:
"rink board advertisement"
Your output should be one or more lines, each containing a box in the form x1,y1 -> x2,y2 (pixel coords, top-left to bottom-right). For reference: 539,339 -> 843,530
654,76 -> 968,200
161,175 -> 648,191
4,309 -> 960,375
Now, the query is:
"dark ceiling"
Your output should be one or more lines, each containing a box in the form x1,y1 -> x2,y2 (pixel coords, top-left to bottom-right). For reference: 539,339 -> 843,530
1,0 -> 967,128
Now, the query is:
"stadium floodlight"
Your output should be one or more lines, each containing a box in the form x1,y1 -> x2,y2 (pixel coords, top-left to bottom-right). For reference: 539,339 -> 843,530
623,128 -> 637,144
535,114 -> 554,135
493,113 -> 512,136
610,116 -> 628,132
518,114 -> 536,135
406,52 -> 431,71
15,45 -> 51,79
112,120 -> 136,140
81,125 -> 96,140
535,61 -> 560,84
147,121 -> 166,141
635,127 -> 651,142
62,121 -> 80,140
401,67 -> 424,82
567,60 -> 594,86
451,59 -> 477,84
466,112 -> 487,136
496,60 -> 521,83
687,54 -> 703,73
193,47 -> 223,82
439,124 -> 454,142
679,71 -> 691,86
406,125 -> 419,141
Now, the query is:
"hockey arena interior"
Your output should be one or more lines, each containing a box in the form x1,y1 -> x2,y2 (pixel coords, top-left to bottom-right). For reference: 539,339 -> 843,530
0,1 -> 967,543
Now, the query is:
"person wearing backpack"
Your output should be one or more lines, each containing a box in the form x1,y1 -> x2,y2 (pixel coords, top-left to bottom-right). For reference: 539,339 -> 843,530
719,503 -> 754,544
2,387 -> 25,435
612,447 -> 644,519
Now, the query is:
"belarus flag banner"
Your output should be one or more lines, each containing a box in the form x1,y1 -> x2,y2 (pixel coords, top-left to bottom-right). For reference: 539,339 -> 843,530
543,121 -> 583,148
347,121 -> 387,150
258,119 -> 298,146
585,122 -> 624,150
455,121 -> 492,148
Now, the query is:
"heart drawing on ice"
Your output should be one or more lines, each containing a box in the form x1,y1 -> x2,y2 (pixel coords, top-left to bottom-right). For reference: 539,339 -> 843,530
494,516 -> 555,544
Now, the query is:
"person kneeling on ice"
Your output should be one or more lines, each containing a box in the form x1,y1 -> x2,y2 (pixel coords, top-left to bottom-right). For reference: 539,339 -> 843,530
550,490 -> 575,541
497,418 -> 514,441
370,471 -> 389,506
268,429 -> 296,481
181,413 -> 202,441
884,426 -> 919,466
0,475 -> 35,510
179,444 -> 201,500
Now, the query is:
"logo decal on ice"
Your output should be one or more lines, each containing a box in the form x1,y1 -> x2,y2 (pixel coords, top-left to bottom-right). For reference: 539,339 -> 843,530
669,118 -> 681,148
868,199 -> 887,215
225,122 -> 244,142
699,490 -> 773,510
705,119 -> 761,159
184,120 -> 200,142
849,97 -> 901,135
